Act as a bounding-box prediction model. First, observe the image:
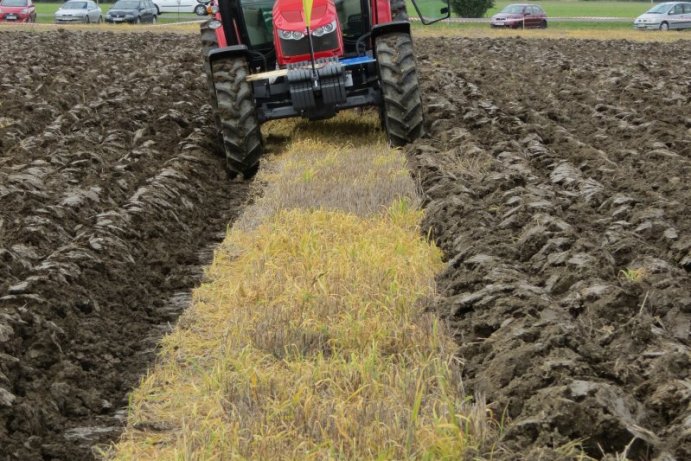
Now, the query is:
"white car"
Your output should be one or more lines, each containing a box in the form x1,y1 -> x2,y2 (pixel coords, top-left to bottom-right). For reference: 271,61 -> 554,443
152,0 -> 198,14
54,0 -> 102,24
634,1 -> 691,30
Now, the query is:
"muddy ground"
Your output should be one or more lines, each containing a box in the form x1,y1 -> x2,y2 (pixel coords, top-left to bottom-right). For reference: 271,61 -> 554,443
409,37 -> 690,459
1,30 -> 689,461
0,31 -> 251,459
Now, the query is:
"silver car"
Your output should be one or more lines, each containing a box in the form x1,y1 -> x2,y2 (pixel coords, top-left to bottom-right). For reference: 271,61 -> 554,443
634,2 -> 691,30
55,0 -> 102,24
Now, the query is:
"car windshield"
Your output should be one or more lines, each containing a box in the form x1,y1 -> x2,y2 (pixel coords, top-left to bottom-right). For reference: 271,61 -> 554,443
501,5 -> 525,14
62,1 -> 87,8
645,3 -> 672,13
112,0 -> 138,8
0,0 -> 28,6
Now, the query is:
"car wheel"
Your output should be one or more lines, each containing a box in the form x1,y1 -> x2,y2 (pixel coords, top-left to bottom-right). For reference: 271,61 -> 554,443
85,15 -> 90,24
659,21 -> 669,31
541,20 -> 547,29
194,4 -> 206,16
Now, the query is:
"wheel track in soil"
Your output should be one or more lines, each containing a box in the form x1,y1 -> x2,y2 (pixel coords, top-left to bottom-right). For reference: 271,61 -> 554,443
0,30 -> 252,459
410,37 -> 690,459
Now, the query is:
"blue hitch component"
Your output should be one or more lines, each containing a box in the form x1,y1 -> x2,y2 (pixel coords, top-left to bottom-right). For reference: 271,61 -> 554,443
340,55 -> 377,67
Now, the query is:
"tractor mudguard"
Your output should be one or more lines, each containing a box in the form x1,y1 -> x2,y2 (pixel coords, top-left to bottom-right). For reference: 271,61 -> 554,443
208,45 -> 250,64
370,21 -> 411,44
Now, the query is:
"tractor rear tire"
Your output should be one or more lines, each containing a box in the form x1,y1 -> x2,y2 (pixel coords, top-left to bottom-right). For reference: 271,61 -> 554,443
211,56 -> 263,179
390,0 -> 408,21
200,20 -> 224,156
375,32 -> 423,147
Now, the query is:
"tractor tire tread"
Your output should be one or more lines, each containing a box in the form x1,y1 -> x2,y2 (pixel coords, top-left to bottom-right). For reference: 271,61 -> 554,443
211,57 -> 263,178
376,32 -> 423,146
200,20 -> 225,155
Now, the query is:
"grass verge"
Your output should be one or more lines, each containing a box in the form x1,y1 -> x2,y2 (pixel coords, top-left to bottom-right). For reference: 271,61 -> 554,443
408,0 -> 653,21
107,112 -> 497,460
485,0 -> 652,18
3,20 -> 687,43
412,21 -> 691,41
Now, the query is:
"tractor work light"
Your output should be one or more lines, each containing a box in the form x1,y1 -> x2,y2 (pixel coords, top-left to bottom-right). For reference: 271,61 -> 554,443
312,20 -> 336,37
208,19 -> 222,29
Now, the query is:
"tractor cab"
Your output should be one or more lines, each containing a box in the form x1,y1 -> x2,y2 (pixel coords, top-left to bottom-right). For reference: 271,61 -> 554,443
212,0 -> 448,70
202,0 -> 449,177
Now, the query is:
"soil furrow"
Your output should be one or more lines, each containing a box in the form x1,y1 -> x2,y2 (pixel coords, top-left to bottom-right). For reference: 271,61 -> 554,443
0,31 -> 249,460
1,28 -> 690,461
412,36 -> 690,460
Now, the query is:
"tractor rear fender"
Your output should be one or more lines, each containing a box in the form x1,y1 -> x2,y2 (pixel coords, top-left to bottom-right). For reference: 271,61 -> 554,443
208,45 -> 250,65
370,21 -> 411,46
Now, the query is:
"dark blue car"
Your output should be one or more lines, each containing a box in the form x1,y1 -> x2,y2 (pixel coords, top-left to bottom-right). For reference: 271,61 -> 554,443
105,0 -> 158,24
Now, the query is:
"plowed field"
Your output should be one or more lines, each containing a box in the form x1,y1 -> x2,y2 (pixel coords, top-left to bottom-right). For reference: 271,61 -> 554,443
1,30 -> 689,460
409,37 -> 690,459
0,31 -> 250,459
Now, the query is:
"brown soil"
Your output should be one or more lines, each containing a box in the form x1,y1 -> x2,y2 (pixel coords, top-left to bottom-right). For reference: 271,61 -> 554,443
0,30 -> 251,459
409,37 -> 690,460
2,29 -> 689,461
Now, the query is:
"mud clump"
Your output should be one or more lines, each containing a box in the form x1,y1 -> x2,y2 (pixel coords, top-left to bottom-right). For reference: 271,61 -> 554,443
0,31 -> 250,459
410,37 -> 690,460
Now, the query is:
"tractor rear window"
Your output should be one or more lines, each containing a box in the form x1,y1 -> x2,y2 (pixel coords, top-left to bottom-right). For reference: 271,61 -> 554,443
240,0 -> 275,47
336,0 -> 364,39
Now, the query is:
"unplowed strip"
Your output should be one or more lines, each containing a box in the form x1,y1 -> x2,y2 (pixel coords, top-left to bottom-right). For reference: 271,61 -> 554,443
109,113 -> 496,459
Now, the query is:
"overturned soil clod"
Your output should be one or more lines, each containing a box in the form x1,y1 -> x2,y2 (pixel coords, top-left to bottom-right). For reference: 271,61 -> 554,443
409,37 -> 690,460
0,31 -> 250,459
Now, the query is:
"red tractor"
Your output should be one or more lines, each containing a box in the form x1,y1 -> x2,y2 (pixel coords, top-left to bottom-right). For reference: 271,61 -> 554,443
201,0 -> 448,178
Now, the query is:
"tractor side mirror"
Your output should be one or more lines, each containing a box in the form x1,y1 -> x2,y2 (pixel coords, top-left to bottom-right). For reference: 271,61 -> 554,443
409,0 -> 451,25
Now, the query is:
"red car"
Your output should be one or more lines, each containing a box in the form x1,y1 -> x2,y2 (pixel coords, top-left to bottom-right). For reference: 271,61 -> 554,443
0,0 -> 36,23
490,3 -> 547,29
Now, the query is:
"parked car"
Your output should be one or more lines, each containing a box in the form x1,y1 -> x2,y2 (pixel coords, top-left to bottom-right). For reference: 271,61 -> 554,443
0,0 -> 36,23
105,0 -> 158,23
490,3 -> 547,29
55,0 -> 102,24
152,0 -> 197,14
634,2 -> 691,30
